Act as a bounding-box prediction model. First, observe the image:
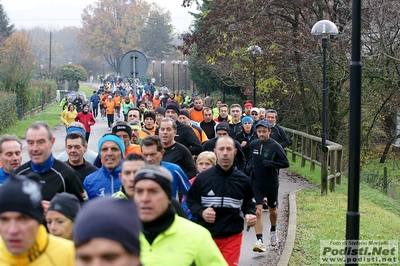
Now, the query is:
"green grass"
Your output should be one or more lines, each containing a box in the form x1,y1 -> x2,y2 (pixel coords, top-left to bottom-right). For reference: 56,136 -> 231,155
2,102 -> 63,138
0,84 -> 96,139
288,158 -> 400,265
78,84 -> 96,96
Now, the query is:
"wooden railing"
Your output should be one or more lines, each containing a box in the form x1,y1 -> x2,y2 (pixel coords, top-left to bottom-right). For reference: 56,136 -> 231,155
281,127 -> 343,195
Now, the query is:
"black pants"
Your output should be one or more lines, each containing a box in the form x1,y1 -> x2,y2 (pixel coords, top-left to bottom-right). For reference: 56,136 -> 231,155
107,114 -> 114,128
85,132 -> 90,143
92,105 -> 98,118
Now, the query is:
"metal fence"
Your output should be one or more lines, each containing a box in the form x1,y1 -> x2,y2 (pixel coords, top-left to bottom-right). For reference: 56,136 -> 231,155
282,127 -> 343,195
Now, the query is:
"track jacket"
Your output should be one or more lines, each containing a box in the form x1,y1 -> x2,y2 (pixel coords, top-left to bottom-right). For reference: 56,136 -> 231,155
250,138 -> 289,189
187,164 -> 255,238
140,214 -> 228,266
84,162 -> 122,199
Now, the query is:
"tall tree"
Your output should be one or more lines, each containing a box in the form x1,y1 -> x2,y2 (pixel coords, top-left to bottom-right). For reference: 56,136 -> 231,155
0,31 -> 35,101
0,2 -> 14,43
79,0 -> 151,74
138,5 -> 174,58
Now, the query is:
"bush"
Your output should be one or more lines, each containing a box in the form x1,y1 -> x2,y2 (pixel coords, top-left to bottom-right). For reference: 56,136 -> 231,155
0,92 -> 18,133
16,79 -> 57,118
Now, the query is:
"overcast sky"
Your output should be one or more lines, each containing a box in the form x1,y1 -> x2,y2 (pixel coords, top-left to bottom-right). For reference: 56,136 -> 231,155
2,0 -> 197,33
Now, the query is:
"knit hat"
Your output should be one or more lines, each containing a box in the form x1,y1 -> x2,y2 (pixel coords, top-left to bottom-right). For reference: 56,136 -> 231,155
82,103 -> 88,109
165,102 -> 180,115
48,192 -> 81,221
134,165 -> 173,199
216,122 -> 230,133
143,111 -> 155,121
112,124 -> 132,139
242,116 -> 253,125
98,133 -> 125,158
244,102 -> 253,108
155,107 -> 165,116
0,172 -> 43,223
179,109 -> 190,118
256,120 -> 272,129
73,197 -> 141,255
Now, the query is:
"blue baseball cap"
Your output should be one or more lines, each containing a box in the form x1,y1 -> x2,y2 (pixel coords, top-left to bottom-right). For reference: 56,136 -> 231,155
256,120 -> 272,129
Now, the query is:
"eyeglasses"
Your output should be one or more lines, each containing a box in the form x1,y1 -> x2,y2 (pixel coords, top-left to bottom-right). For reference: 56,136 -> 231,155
251,113 -> 259,115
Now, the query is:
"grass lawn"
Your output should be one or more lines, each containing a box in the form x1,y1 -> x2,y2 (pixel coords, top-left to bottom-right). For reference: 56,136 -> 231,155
1,84 -> 96,139
288,159 -> 400,265
2,102 -> 62,138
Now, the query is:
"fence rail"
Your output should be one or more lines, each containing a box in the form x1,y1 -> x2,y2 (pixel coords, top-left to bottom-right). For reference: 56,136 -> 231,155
282,127 -> 343,195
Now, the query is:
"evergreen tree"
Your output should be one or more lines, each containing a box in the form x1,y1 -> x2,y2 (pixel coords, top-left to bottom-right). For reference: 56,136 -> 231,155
138,6 -> 173,58
0,2 -> 14,43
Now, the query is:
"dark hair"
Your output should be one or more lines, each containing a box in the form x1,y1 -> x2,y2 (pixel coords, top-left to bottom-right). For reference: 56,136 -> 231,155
65,132 -> 87,146
127,107 -> 142,120
141,135 -> 163,152
125,153 -> 146,162
202,107 -> 213,114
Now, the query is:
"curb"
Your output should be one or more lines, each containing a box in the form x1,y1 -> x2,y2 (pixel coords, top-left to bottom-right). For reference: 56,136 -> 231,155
277,189 -> 300,266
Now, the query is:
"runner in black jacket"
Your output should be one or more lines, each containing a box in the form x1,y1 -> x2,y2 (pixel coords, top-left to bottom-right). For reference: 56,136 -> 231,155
249,120 -> 289,251
187,136 -> 256,265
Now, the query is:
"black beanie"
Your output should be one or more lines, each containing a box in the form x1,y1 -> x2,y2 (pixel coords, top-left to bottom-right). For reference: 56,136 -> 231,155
179,109 -> 190,118
155,107 -> 165,116
48,192 -> 81,221
216,122 -> 230,133
143,111 -> 156,121
0,172 -> 44,223
74,197 -> 141,255
134,165 -> 173,199
112,124 -> 132,139
165,102 -> 180,115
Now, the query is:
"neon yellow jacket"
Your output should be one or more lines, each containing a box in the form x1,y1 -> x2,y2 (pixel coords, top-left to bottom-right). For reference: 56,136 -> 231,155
0,224 -> 75,266
140,215 -> 227,266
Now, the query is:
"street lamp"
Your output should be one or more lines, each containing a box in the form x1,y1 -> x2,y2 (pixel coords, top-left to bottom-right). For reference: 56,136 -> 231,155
171,60 -> 176,91
176,60 -> 181,92
247,45 -> 263,106
161,61 -> 166,86
183,61 -> 189,93
311,20 -> 339,150
151,60 -> 156,83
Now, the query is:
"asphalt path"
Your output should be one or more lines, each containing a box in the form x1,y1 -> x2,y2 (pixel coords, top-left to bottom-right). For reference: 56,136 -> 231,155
19,101 -> 311,265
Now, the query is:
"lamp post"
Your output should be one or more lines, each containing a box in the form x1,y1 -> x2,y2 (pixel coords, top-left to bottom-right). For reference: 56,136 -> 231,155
161,61 -> 166,86
176,60 -> 181,92
183,61 -> 189,93
247,45 -> 263,106
311,20 -> 339,150
171,60 -> 176,91
151,60 -> 156,84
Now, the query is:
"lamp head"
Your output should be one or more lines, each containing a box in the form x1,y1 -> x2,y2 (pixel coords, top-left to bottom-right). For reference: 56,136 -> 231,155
311,20 -> 339,37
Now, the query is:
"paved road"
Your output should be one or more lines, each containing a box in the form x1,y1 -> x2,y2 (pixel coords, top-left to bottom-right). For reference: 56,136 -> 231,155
19,94 -> 311,265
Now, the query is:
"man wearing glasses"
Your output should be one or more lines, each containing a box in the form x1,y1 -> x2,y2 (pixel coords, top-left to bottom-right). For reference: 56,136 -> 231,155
250,107 -> 261,129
